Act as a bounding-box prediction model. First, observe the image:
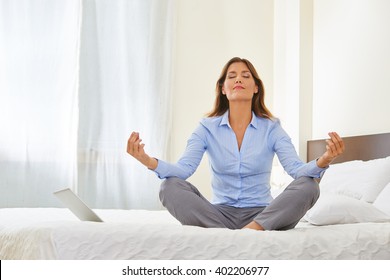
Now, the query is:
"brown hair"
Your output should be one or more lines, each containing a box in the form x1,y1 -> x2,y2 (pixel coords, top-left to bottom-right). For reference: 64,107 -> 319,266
207,57 -> 274,119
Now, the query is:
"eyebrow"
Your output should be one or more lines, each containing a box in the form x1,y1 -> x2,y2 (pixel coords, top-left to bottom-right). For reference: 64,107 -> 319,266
227,70 -> 251,74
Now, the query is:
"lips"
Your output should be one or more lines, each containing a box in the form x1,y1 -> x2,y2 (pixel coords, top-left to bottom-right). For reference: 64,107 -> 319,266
233,85 -> 244,90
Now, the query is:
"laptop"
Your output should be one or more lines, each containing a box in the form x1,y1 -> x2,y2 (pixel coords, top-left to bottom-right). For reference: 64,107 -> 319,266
53,188 -> 103,222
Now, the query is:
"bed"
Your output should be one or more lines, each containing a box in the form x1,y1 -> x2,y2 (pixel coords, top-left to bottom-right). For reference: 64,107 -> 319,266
1,133 -> 390,260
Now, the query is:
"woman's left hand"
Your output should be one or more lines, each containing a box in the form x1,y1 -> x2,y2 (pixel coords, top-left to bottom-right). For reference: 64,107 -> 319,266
316,132 -> 345,168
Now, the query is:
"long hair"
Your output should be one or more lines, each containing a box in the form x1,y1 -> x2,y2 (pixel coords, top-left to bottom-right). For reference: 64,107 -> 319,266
207,57 -> 274,119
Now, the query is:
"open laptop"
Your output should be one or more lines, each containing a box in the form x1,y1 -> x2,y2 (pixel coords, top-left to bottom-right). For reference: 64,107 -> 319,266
53,188 -> 103,222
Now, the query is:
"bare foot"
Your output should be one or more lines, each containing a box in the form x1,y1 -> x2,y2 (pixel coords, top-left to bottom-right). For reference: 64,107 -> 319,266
242,221 -> 264,231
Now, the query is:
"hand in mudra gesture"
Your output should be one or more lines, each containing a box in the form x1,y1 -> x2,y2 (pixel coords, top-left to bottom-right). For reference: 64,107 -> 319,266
127,132 -> 157,170
317,132 -> 345,168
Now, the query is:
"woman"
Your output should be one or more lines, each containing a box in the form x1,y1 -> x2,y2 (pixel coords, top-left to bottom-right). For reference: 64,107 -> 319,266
127,57 -> 345,231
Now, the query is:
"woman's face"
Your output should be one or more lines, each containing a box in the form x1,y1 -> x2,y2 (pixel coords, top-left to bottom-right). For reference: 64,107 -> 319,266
222,62 -> 258,103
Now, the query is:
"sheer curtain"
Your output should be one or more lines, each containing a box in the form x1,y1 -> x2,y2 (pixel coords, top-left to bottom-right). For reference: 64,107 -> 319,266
77,0 -> 173,209
0,0 -> 81,207
0,0 -> 174,209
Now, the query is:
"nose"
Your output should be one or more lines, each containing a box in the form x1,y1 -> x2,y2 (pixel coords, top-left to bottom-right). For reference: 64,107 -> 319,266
235,78 -> 242,83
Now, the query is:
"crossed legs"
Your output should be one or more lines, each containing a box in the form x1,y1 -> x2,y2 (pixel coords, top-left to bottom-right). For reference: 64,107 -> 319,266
159,176 -> 319,231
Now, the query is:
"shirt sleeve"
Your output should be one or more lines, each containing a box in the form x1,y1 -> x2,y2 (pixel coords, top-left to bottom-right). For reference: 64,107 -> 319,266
153,124 -> 207,180
269,120 -> 327,179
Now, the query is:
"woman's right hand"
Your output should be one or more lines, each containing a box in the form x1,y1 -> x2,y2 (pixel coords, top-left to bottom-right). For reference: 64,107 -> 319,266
127,132 -> 158,170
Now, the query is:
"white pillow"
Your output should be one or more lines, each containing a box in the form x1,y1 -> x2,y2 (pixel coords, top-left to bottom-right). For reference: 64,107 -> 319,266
319,156 -> 390,202
304,192 -> 390,226
373,182 -> 390,216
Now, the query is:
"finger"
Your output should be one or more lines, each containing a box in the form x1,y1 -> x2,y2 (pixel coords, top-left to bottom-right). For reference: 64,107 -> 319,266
328,133 -> 341,152
127,133 -> 135,154
326,139 -> 336,156
132,138 -> 141,154
135,139 -> 147,157
330,131 -> 342,141
328,132 -> 344,155
328,132 -> 339,143
128,132 -> 140,155
128,132 -> 138,147
133,132 -> 140,142
332,132 -> 345,153
325,144 -> 331,155
325,144 -> 336,160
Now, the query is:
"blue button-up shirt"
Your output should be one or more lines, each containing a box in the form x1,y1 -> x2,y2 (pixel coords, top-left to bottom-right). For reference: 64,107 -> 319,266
154,110 -> 326,208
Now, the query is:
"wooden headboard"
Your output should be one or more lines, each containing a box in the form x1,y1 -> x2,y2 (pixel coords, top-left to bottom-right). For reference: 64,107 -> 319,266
307,132 -> 390,163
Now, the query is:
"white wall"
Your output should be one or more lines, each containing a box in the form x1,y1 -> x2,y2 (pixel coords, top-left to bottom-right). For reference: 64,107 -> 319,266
313,0 -> 390,138
170,0 -> 390,199
273,0 -> 314,161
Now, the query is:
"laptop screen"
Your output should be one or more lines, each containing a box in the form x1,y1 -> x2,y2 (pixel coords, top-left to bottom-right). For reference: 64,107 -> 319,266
54,188 -> 103,222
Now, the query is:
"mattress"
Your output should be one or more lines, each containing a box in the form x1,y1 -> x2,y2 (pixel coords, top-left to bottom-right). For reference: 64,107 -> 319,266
1,208 -> 390,260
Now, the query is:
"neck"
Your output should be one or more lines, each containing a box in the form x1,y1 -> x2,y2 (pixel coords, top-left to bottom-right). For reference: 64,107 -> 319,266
228,102 -> 252,128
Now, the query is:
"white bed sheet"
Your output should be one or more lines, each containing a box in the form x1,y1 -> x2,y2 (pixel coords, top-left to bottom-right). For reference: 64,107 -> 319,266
1,208 -> 390,260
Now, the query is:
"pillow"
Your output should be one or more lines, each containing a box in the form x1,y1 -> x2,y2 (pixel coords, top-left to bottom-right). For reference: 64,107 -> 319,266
304,192 -> 390,226
373,182 -> 390,216
319,156 -> 390,202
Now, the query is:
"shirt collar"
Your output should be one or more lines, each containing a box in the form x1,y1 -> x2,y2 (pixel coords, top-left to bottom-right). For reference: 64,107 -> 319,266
220,110 -> 230,127
219,110 -> 258,129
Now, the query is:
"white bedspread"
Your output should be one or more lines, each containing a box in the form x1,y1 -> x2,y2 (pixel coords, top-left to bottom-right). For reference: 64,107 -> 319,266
1,208 -> 390,259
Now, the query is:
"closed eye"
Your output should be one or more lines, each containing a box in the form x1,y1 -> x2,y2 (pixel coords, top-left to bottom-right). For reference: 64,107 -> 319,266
242,71 -> 251,78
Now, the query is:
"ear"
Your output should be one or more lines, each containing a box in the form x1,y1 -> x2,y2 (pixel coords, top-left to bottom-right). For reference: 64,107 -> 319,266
254,84 -> 258,94
222,86 -> 226,95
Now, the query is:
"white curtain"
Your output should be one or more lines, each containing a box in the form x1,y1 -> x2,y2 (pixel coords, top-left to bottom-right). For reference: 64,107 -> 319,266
0,0 -> 174,209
